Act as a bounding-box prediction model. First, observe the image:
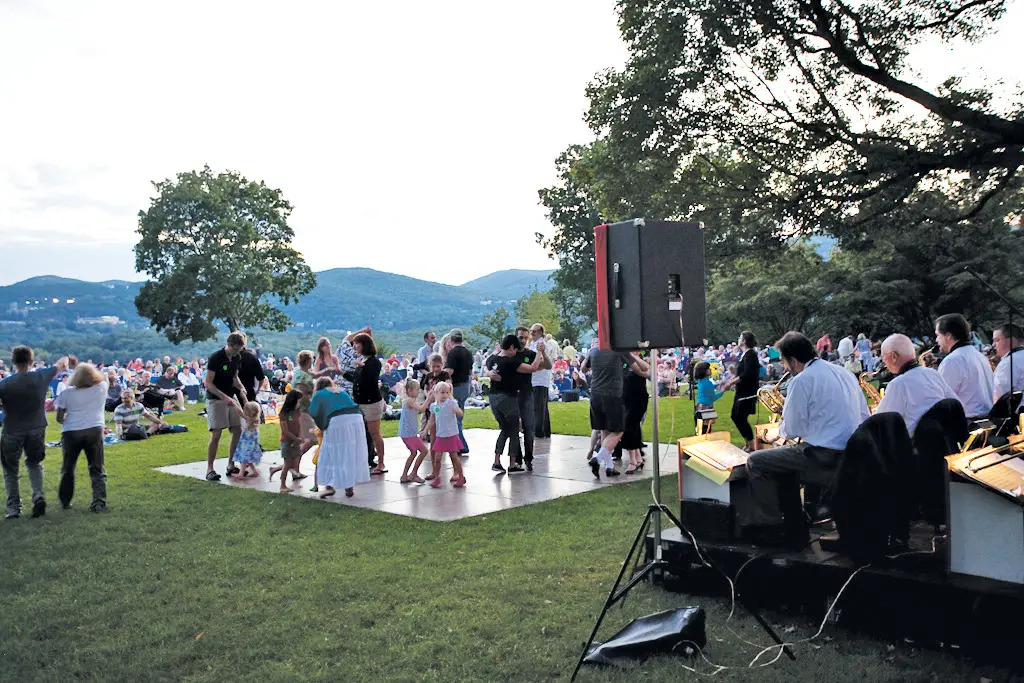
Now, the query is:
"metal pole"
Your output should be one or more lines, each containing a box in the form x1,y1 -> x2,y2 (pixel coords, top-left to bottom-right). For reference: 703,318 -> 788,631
650,347 -> 662,561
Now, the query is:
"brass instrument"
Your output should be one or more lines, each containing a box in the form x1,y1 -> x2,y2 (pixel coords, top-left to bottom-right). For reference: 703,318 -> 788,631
859,371 -> 882,410
757,372 -> 789,416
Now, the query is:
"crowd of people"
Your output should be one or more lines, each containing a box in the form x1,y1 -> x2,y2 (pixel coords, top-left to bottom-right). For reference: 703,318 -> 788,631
4,310 -> 1021,533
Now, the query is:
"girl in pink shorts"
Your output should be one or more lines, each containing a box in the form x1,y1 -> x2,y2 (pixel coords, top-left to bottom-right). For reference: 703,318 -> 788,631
425,381 -> 466,488
398,379 -> 432,483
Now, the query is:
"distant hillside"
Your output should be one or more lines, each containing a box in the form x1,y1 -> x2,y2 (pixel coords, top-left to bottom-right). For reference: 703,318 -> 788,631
0,267 -> 553,341
459,269 -> 554,299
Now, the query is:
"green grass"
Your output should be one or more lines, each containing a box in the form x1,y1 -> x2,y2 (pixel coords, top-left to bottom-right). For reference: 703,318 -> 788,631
0,395 -> 1007,682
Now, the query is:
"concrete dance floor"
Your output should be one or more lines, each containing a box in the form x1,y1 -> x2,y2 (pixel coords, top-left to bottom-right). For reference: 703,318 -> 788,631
156,428 -> 678,521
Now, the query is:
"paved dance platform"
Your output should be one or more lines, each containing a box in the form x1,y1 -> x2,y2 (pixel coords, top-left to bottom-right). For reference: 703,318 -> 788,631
156,428 -> 678,521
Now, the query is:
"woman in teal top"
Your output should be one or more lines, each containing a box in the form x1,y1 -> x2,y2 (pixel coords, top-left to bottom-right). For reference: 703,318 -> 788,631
308,378 -> 368,498
693,361 -> 723,434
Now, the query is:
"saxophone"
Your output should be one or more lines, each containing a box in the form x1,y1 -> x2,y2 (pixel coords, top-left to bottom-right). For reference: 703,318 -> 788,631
859,371 -> 882,410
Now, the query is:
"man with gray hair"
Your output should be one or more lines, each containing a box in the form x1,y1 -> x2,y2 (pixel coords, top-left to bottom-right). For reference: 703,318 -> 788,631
874,333 -> 958,437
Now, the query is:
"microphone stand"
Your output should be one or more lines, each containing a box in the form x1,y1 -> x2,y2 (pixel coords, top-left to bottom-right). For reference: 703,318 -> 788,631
964,266 -> 1023,424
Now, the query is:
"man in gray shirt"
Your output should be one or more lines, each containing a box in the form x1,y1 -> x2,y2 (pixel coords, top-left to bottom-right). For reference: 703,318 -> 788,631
1,346 -> 68,518
582,346 -> 646,478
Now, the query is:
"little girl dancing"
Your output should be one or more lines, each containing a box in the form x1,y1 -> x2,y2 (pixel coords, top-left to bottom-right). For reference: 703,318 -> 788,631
270,390 -> 313,493
230,400 -> 264,479
426,381 -> 466,488
398,378 -> 432,483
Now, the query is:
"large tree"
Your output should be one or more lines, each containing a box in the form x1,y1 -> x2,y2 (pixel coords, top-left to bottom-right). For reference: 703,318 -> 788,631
707,242 -> 831,343
587,0 -> 1023,236
134,166 -> 316,343
471,306 -> 512,347
514,288 -> 561,339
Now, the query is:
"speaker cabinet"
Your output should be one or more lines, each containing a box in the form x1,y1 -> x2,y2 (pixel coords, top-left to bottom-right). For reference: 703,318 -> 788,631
595,219 -> 706,351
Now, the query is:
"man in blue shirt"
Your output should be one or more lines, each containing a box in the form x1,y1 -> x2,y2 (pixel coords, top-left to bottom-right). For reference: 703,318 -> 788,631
745,332 -> 869,548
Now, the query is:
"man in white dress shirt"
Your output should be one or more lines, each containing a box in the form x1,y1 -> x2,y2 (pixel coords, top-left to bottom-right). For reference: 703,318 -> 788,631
934,313 -> 994,419
746,332 -> 870,547
873,334 -> 958,437
529,323 -> 557,439
992,323 -> 1024,402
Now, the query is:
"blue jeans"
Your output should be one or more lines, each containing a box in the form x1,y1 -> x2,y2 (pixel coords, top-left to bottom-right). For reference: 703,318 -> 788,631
453,382 -> 470,452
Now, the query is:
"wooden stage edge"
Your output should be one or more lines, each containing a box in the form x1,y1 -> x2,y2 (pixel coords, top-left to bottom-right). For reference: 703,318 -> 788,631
645,523 -> 1024,668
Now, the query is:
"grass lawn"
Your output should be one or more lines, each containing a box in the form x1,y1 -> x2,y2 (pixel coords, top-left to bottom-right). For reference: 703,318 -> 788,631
0,394 -> 1007,682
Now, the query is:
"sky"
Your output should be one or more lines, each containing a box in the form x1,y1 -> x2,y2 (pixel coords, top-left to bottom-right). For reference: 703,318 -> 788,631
0,1 -> 1020,287
0,0 -> 627,286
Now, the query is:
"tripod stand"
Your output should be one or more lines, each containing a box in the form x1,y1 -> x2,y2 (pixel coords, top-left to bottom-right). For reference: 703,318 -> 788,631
570,348 -> 794,681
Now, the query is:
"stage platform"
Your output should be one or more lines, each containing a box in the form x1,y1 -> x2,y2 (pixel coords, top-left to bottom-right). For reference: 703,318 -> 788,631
157,428 -> 676,522
646,523 -> 1024,666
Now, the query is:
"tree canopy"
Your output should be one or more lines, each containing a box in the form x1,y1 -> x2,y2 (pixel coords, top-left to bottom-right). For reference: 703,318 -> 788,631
134,166 -> 317,343
588,0 -> 1022,236
537,0 -> 1023,344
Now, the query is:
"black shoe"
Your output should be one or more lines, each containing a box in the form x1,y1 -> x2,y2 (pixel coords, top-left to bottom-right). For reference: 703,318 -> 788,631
589,457 -> 600,479
612,454 -> 623,461
31,499 -> 45,518
605,468 -> 621,477
90,502 -> 110,514
206,471 -> 221,481
62,503 -> 73,511
525,461 -> 533,472
508,465 -> 525,473
197,410 -> 207,416
226,465 -> 240,476
491,463 -> 506,473
4,512 -> 19,520
458,450 -> 470,456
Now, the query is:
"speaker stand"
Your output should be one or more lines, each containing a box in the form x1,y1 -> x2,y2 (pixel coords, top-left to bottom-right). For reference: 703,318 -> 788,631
569,350 -> 793,681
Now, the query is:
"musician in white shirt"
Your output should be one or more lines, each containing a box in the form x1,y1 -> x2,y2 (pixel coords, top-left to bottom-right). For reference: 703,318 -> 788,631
873,334 -> 958,437
746,332 -> 869,547
934,313 -> 994,418
992,323 -> 1024,401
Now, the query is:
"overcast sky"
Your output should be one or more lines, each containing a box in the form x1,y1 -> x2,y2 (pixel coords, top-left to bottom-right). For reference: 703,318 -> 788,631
0,1 -> 1019,287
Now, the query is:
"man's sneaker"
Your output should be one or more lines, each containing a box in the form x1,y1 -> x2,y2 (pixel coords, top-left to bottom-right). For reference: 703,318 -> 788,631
525,461 -> 533,472
31,499 -> 45,518
62,503 -> 73,510
589,457 -> 601,479
491,463 -> 506,473
605,468 -> 621,477
90,502 -> 110,514
206,471 -> 221,481
197,410 -> 207,417
4,511 -> 19,520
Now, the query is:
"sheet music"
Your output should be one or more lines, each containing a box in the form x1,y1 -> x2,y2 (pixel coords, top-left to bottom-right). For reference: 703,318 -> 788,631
682,440 -> 749,471
1004,458 -> 1024,476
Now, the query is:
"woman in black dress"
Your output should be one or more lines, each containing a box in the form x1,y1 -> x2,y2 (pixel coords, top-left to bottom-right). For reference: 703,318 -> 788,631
620,352 -> 651,474
351,333 -> 386,474
724,331 -> 760,452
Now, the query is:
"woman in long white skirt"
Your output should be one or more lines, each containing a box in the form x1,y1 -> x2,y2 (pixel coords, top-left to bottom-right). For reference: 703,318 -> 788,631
317,413 -> 370,498
308,378 -> 370,498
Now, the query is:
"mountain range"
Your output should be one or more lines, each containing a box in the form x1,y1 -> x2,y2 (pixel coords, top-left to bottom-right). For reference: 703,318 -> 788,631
0,268 -> 555,334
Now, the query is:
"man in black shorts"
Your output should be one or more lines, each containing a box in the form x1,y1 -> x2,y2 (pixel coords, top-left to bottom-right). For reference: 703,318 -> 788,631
203,332 -> 249,481
583,345 -> 645,478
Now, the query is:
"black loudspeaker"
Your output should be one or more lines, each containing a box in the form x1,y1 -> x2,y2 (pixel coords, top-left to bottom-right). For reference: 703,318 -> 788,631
595,219 -> 706,351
